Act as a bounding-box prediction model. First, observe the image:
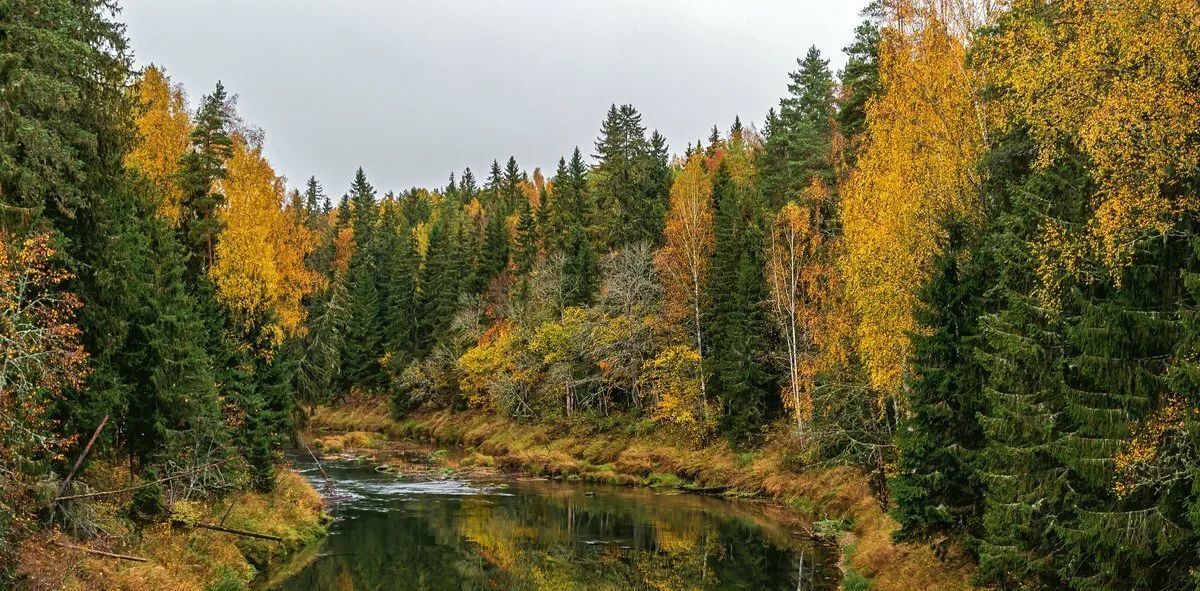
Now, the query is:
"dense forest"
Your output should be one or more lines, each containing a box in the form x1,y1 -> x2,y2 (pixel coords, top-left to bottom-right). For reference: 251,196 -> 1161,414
3,0 -> 1200,589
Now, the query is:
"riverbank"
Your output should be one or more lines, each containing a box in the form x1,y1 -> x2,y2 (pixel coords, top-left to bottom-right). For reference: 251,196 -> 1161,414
308,400 -> 976,591
14,468 -> 328,591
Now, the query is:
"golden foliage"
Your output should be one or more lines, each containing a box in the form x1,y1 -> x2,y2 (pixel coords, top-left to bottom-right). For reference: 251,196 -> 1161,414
211,138 -> 322,344
839,8 -> 985,394
765,183 -> 838,428
125,65 -> 191,222
642,344 -> 714,443
459,321 -> 528,409
978,0 -> 1200,279
656,154 -> 714,344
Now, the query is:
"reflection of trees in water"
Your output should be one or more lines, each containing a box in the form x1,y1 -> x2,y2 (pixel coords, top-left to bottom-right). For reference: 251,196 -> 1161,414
270,474 -> 835,591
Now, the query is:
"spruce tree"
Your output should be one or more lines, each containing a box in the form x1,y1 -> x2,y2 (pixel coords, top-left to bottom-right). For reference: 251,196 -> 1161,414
760,46 -> 836,210
178,83 -> 234,274
514,198 -> 538,275
1057,233 -> 1193,590
708,163 -> 774,445
891,220 -> 986,547
0,0 -> 133,227
593,104 -> 665,248
562,223 -> 598,307
419,217 -> 464,350
295,277 -> 349,412
974,133 -> 1078,590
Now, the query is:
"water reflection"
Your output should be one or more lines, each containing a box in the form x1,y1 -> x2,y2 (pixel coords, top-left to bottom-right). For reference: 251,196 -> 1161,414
266,458 -> 836,591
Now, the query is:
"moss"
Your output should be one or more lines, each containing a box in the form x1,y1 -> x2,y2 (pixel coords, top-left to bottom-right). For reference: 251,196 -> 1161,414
16,468 -> 327,591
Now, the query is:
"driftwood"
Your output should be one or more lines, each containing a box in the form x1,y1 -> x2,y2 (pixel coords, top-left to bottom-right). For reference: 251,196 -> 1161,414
53,541 -> 148,563
56,415 -> 108,500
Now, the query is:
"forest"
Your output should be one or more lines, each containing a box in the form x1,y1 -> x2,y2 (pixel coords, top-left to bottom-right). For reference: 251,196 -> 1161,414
3,0 -> 1200,589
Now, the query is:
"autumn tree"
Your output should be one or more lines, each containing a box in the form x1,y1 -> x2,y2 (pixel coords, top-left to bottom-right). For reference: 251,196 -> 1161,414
0,233 -> 88,551
839,4 -> 985,400
764,185 -> 835,432
126,65 -> 191,222
211,136 -> 321,346
656,154 -> 714,417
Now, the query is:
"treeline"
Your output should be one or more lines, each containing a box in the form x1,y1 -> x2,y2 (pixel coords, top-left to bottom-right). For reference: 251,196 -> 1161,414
5,1 -> 1200,590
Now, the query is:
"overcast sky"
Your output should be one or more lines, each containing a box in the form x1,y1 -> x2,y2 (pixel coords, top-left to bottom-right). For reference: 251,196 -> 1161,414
120,1 -> 866,196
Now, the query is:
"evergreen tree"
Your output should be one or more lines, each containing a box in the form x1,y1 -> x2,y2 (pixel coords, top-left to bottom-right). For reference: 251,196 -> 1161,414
514,198 -> 538,275
384,224 -> 421,357
178,82 -> 234,274
0,0 -> 133,229
342,247 -> 382,392
1057,233 -> 1193,590
295,277 -> 349,412
339,167 -> 384,391
419,217 -> 465,350
562,223 -> 598,307
838,1 -> 883,164
593,104 -> 666,248
891,220 -> 986,548
502,156 -> 525,212
761,46 -> 836,209
708,163 -> 774,445
974,133 -> 1079,590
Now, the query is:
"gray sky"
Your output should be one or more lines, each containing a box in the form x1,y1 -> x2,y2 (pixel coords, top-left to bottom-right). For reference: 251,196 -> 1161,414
120,1 -> 866,196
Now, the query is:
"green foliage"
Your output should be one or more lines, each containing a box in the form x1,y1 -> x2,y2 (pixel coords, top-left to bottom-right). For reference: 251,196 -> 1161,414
891,222 -> 986,546
178,82 -> 234,273
593,104 -> 670,249
708,163 -> 775,445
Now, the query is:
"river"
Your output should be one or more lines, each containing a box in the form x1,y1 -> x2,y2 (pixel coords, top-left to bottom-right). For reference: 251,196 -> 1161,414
262,450 -> 839,590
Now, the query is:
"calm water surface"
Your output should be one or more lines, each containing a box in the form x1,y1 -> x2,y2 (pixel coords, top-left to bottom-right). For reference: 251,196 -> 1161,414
264,454 -> 837,590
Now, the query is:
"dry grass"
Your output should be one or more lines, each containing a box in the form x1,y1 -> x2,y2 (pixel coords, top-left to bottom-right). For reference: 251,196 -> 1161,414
16,469 -> 327,591
310,401 -> 977,590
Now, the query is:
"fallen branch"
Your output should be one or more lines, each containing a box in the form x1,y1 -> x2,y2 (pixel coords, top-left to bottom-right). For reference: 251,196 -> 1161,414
185,521 -> 283,542
52,541 -> 148,563
56,458 -> 235,502
56,415 -> 108,500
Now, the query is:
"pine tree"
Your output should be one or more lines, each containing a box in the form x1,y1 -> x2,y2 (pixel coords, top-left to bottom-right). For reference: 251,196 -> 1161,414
563,223 -> 597,307
708,162 -> 774,445
178,82 -> 234,274
760,47 -> 836,210
891,220 -> 986,547
975,133 -> 1078,590
514,197 -> 538,275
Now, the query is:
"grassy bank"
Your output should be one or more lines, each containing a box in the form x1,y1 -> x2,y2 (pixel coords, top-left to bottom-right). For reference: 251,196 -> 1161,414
308,400 -> 976,591
15,468 -> 327,591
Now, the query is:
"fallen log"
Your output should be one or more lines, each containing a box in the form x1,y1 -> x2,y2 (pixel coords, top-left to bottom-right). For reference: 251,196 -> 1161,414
185,521 -> 283,542
53,541 -> 148,563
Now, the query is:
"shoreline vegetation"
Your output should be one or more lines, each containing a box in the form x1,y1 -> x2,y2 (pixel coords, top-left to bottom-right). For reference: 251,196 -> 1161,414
14,468 -> 327,591
308,400 -> 976,591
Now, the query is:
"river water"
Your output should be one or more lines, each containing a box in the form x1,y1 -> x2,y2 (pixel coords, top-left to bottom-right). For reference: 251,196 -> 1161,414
263,453 -> 838,590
